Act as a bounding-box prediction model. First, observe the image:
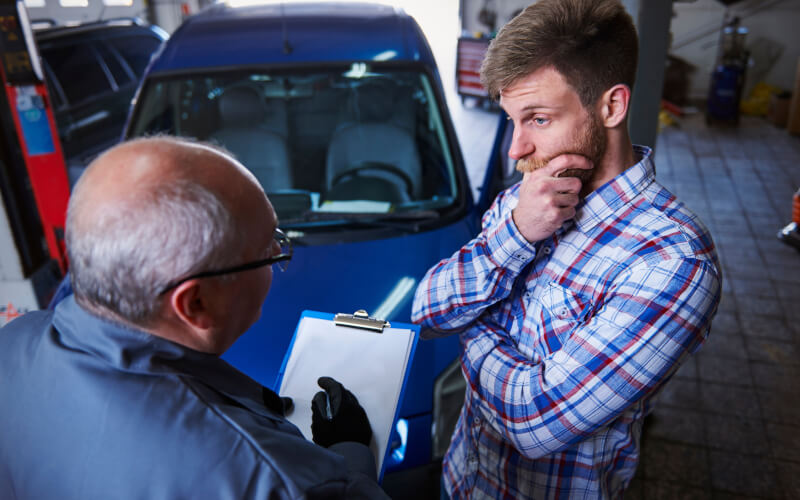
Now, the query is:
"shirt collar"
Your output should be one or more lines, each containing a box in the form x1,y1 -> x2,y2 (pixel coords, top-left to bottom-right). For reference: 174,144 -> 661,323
53,296 -> 286,417
572,145 -> 654,233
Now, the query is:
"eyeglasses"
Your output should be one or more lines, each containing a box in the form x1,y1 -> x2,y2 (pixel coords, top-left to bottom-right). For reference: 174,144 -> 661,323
159,228 -> 293,295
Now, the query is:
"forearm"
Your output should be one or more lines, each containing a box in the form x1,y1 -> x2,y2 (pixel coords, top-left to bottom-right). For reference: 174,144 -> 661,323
462,258 -> 721,459
327,442 -> 390,499
327,442 -> 377,481
412,210 -> 535,332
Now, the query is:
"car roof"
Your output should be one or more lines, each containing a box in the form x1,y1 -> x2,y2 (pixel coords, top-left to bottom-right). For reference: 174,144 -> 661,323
149,1 -> 435,74
33,18 -> 167,43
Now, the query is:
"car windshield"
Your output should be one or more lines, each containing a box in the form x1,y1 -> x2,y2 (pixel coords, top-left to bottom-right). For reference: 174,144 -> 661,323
128,65 -> 461,228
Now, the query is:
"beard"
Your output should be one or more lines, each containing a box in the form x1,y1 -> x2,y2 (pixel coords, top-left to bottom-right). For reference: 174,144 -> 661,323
516,111 -> 607,183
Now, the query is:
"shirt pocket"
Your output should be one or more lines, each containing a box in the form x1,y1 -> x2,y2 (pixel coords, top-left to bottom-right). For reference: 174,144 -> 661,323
538,282 -> 592,352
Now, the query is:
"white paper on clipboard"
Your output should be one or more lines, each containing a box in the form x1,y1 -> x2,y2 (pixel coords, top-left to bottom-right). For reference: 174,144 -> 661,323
276,313 -> 417,478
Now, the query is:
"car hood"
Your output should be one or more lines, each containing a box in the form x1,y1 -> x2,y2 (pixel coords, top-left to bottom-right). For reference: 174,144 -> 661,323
222,221 -> 474,395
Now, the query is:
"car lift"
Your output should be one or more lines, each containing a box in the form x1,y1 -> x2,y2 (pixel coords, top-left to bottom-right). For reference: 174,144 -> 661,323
0,0 -> 70,325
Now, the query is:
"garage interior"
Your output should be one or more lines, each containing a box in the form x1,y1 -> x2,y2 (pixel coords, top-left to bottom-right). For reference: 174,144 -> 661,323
2,0 -> 799,498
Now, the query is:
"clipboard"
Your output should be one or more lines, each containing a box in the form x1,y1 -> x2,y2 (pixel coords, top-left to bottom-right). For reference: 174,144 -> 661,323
275,310 -> 419,481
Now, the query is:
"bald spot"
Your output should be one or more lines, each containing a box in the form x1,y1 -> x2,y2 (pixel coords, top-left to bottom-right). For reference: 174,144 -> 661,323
71,137 -> 274,234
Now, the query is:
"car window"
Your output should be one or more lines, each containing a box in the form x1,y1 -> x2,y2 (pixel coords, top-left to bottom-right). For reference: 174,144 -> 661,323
129,65 -> 461,226
41,43 -> 111,105
108,35 -> 162,76
96,43 -> 131,87
42,63 -> 66,110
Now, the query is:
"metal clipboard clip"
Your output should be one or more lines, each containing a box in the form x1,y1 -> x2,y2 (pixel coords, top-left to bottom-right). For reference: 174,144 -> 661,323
334,310 -> 390,333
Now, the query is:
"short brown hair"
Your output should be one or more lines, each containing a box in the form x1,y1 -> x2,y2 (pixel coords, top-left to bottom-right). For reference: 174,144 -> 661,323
480,0 -> 638,107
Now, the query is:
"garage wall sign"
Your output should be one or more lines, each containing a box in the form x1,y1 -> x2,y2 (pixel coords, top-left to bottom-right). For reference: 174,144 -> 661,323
0,0 -> 37,85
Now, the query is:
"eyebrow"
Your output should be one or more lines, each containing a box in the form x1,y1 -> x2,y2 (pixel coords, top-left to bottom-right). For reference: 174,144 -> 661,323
500,102 -> 561,117
519,104 -> 562,113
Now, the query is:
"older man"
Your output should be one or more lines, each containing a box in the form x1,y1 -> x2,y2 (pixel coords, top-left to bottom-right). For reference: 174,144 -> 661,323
0,137 -> 387,499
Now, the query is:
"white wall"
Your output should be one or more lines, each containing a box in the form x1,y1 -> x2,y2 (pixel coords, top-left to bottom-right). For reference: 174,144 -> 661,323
150,0 -> 201,33
460,0 -> 530,36
671,0 -> 800,101
21,0 -> 198,33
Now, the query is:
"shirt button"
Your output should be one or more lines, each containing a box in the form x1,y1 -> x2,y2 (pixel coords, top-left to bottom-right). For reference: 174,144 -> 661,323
473,417 -> 480,426
542,247 -> 552,255
559,308 -> 569,317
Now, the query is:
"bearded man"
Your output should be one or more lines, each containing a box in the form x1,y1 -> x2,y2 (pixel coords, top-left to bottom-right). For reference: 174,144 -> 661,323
412,0 -> 722,498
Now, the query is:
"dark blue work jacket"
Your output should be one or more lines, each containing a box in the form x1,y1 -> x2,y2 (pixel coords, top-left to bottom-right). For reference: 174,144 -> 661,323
0,296 -> 385,499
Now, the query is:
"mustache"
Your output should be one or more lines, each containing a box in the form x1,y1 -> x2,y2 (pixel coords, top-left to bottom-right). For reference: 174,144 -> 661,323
515,155 -> 549,173
515,153 -> 595,183
516,154 -> 588,176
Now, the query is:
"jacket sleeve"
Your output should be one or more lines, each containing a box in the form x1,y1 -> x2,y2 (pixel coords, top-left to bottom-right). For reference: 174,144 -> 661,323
411,185 -> 537,334
327,442 -> 389,499
460,257 -> 721,459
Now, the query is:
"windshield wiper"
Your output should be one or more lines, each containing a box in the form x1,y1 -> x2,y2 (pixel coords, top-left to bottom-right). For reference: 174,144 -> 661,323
281,210 -> 440,232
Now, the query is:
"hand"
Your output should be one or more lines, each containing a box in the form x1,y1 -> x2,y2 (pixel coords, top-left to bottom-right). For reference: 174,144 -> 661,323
262,387 -> 293,416
311,376 -> 372,448
512,154 -> 592,243
280,396 -> 294,415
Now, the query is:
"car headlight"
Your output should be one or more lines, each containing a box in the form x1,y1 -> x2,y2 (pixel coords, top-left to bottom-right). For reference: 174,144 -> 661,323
431,357 -> 466,459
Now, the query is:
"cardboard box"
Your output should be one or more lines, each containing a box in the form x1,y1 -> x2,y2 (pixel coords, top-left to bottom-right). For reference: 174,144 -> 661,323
769,93 -> 791,127
788,58 -> 800,135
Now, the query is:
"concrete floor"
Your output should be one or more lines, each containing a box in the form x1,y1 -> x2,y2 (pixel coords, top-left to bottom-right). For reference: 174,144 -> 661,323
448,105 -> 800,498
626,114 -> 800,499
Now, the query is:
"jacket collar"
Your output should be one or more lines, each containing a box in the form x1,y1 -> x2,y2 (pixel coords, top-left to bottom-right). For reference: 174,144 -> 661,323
53,296 -> 286,417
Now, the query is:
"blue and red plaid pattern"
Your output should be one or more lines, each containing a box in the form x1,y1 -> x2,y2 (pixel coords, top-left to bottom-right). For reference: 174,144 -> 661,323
413,146 -> 721,499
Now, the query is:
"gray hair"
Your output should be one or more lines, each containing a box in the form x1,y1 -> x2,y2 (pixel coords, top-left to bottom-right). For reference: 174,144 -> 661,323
66,171 -> 242,325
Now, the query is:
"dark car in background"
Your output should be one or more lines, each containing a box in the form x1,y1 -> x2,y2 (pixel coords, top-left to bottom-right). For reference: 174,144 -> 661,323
33,18 -> 166,185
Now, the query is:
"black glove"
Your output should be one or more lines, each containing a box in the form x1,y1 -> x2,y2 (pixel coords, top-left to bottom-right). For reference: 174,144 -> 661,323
262,387 -> 293,416
280,396 -> 294,414
311,376 -> 372,448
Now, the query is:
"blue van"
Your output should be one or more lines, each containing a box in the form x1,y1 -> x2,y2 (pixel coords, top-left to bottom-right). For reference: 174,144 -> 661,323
124,1 -> 508,492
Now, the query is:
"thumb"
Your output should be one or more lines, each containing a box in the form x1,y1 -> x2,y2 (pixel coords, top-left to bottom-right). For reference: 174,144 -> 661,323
317,376 -> 343,412
312,390 -> 329,415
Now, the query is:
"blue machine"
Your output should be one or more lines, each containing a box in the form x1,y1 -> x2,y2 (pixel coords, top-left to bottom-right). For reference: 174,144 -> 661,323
124,1 -> 510,491
706,16 -> 748,124
707,64 -> 745,123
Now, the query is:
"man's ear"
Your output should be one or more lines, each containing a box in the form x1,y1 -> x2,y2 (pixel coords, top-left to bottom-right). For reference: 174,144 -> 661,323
169,280 -> 214,331
599,84 -> 631,128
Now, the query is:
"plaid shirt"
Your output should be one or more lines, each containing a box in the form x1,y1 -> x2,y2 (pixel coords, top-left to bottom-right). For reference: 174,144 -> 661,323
412,146 -> 721,499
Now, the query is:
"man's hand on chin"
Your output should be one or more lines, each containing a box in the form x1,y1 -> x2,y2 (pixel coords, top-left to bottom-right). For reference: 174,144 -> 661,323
512,154 -> 592,243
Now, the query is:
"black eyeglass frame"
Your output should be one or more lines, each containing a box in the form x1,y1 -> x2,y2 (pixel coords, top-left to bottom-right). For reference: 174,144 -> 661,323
159,229 -> 292,295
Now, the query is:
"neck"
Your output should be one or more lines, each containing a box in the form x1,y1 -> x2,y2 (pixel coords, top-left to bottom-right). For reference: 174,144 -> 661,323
582,125 -> 636,196
146,317 -> 222,354
77,297 -> 213,352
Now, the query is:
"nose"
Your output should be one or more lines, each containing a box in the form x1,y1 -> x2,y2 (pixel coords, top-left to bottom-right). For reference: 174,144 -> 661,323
270,238 -> 282,258
507,121 -> 534,161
